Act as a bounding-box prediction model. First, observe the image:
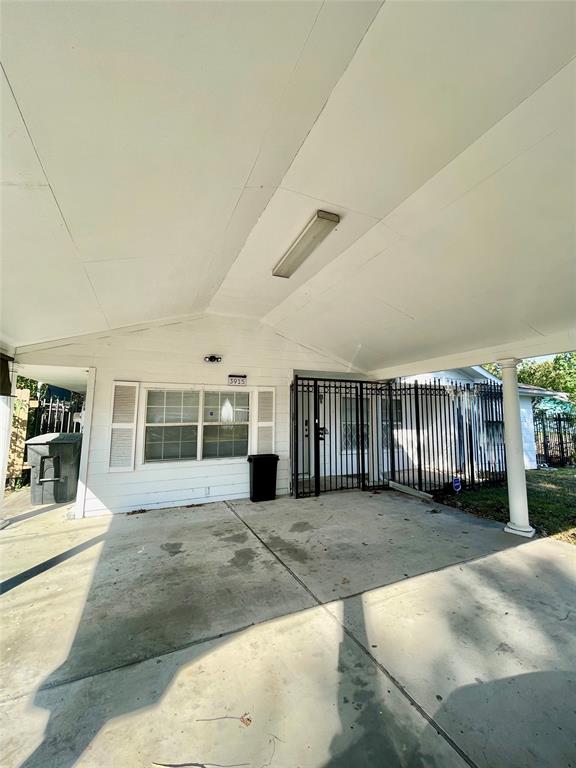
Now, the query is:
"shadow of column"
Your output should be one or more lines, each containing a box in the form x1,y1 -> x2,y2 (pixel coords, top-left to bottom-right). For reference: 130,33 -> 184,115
324,596 -> 433,767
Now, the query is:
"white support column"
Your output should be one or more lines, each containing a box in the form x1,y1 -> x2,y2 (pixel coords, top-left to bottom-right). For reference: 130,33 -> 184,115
0,360 -> 17,515
499,358 -> 535,538
71,366 -> 97,520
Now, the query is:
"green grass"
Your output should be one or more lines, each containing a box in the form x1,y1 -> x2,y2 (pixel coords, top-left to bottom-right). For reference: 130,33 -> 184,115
435,468 -> 576,544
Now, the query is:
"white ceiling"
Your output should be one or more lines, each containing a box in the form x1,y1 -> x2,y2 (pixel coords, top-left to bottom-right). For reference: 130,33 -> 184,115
210,1 -> 576,374
2,0 -> 575,377
16,365 -> 88,394
1,0 -> 380,344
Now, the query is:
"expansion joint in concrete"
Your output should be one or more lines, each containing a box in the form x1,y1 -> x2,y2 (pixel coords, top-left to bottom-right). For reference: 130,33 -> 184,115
225,500 -> 479,768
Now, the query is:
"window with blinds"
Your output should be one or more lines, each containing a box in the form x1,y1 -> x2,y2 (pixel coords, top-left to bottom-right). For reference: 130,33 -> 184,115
110,383 -> 275,468
144,390 -> 199,462
202,391 -> 249,459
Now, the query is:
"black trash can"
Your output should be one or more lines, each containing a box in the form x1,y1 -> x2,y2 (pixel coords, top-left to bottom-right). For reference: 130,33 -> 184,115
26,433 -> 82,504
247,454 -> 279,502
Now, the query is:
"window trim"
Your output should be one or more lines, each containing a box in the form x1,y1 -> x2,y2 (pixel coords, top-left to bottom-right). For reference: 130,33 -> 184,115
144,388 -> 201,463
135,384 -> 269,468
201,390 -> 250,461
339,395 -> 369,455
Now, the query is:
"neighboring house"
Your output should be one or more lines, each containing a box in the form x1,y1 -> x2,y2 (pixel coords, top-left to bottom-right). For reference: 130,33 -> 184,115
293,365 -> 543,499
402,366 -> 541,471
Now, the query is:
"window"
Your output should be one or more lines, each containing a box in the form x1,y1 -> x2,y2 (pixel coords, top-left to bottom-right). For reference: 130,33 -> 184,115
389,398 -> 403,427
144,390 -> 199,462
143,389 -> 250,463
485,420 -> 504,443
383,397 -> 402,447
340,397 -> 369,451
202,391 -> 249,458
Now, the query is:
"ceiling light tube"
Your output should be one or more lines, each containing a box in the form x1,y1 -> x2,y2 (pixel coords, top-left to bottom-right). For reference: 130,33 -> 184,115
272,210 -> 340,279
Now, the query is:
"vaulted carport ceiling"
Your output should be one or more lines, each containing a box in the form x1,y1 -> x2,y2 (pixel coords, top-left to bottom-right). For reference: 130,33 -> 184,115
2,1 -> 575,375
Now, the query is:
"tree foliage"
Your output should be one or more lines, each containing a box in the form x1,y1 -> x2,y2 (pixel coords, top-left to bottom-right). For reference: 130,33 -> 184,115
482,353 -> 576,405
15,376 -> 47,398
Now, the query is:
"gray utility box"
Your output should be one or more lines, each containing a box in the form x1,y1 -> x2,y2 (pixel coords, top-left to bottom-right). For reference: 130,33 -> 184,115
26,433 -> 82,505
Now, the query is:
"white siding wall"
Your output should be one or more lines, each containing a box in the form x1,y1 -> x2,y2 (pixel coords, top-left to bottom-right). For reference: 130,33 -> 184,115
402,369 -> 476,385
406,369 -> 537,471
17,316 -> 353,516
520,395 -> 537,469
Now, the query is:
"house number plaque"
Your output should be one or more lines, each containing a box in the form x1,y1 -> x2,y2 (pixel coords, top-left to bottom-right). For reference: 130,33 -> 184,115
228,374 -> 247,386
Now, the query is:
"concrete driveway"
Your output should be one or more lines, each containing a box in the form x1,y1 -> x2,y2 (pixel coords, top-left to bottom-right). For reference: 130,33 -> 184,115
0,488 -> 574,768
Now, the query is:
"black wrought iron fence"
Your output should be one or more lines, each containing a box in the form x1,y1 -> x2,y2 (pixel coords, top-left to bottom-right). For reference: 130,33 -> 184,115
292,376 -> 506,497
33,396 -> 83,436
533,411 -> 576,467
386,380 -> 506,494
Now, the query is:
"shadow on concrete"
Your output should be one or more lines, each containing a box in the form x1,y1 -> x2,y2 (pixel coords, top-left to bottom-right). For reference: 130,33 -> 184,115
423,670 -> 576,768
324,597 -> 446,768
0,534 -> 105,595
2,501 -> 64,527
12,501 -> 576,768
15,508 -> 250,768
321,546 -> 576,767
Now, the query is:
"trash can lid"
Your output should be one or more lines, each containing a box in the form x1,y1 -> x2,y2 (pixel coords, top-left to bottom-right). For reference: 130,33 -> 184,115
247,453 -> 279,462
26,432 -> 82,445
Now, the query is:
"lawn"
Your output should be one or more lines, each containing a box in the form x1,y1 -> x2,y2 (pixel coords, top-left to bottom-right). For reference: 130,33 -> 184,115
434,468 -> 576,544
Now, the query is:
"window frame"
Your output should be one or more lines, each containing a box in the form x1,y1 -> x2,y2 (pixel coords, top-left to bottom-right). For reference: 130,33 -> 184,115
382,396 -> 403,448
135,384 -> 265,468
201,390 -> 251,460
143,388 -> 201,464
339,395 -> 369,454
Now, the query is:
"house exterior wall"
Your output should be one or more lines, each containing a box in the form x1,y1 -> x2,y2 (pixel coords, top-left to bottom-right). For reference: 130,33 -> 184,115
405,369 -> 538,471
402,369 -> 477,386
520,395 -> 537,469
16,328 -> 540,515
16,316 -> 353,516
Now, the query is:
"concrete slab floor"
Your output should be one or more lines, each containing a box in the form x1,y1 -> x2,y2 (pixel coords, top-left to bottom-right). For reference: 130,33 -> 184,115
0,488 -> 574,768
229,491 -> 522,602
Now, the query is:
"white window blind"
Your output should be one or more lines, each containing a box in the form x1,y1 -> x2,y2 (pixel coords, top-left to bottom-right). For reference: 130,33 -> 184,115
144,390 -> 199,462
109,382 -> 139,471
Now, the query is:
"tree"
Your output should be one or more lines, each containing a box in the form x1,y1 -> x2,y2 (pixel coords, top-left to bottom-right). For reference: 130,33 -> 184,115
16,376 -> 47,399
482,353 -> 576,405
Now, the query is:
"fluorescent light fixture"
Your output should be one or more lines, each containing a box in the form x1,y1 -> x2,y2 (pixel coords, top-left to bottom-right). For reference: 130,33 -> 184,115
272,210 -> 340,279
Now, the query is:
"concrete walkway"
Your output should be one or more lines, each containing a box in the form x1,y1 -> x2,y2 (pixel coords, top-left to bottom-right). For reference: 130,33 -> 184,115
0,488 -> 574,768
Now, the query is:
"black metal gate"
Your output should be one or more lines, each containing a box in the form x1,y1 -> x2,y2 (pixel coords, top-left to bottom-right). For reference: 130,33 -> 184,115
291,375 -> 506,498
291,376 -> 390,497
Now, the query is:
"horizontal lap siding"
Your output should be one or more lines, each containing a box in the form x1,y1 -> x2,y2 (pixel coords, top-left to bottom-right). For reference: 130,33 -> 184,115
25,316 -> 351,516
520,396 -> 537,469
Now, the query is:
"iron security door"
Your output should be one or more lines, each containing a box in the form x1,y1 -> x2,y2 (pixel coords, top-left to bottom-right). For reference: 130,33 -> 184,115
291,376 -> 505,499
292,377 -> 389,497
